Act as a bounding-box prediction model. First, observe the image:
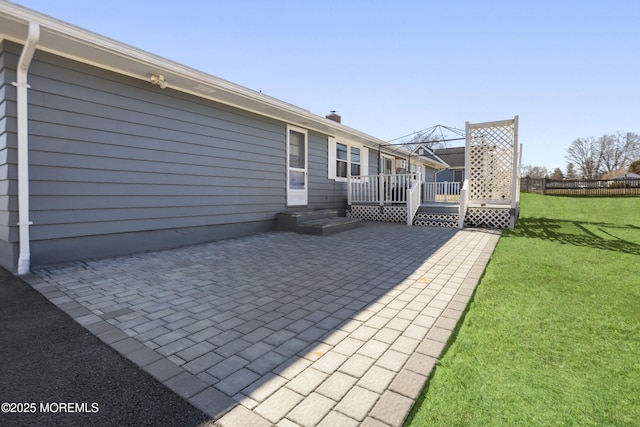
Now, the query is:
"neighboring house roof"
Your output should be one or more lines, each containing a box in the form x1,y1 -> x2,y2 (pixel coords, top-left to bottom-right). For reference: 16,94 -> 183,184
377,144 -> 448,170
434,146 -> 465,168
614,172 -> 640,179
412,146 -> 449,169
0,1 -> 386,150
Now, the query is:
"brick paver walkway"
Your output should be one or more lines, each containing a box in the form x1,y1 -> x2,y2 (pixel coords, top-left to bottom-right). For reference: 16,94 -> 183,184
25,222 -> 500,426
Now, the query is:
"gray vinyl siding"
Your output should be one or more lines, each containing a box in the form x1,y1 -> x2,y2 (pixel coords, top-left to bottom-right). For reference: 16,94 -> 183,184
436,169 -> 455,182
307,131 -> 346,210
308,144 -> 378,212
368,148 -> 379,175
24,48 -> 290,263
423,166 -> 436,183
436,168 -> 464,183
0,40 -> 365,268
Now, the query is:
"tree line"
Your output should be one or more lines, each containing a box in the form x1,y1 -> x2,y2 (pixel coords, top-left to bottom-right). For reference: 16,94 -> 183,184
523,131 -> 640,180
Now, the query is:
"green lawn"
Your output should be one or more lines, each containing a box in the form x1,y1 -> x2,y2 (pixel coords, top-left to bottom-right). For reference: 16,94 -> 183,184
406,193 -> 640,426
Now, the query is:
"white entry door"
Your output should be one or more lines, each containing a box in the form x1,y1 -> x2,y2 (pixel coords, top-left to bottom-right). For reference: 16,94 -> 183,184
286,126 -> 308,206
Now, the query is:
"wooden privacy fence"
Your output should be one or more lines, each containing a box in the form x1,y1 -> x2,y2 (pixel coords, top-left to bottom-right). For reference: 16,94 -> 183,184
521,178 -> 640,196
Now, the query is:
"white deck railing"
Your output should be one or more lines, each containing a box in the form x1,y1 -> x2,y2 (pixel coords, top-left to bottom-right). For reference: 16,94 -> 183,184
348,173 -> 420,205
407,178 -> 421,226
348,175 -> 380,204
423,181 -> 461,202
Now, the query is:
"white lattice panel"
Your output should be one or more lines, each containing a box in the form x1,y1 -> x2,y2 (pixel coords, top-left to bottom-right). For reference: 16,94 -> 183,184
464,208 -> 511,229
348,205 -> 406,223
414,214 -> 459,222
467,119 -> 516,203
413,219 -> 458,228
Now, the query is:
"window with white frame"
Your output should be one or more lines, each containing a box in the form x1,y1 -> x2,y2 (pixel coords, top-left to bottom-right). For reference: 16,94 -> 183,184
336,143 -> 348,177
350,146 -> 361,176
328,137 -> 368,180
382,156 -> 394,175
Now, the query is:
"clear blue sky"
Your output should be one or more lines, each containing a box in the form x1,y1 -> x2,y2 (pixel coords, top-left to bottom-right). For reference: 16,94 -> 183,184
13,0 -> 639,172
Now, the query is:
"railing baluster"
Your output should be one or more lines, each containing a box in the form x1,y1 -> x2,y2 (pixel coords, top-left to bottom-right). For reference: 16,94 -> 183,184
351,173 -> 463,205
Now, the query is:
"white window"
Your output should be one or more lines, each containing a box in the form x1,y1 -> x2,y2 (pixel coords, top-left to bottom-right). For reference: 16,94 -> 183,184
381,156 -> 394,175
336,143 -> 348,178
350,146 -> 361,176
328,137 -> 368,180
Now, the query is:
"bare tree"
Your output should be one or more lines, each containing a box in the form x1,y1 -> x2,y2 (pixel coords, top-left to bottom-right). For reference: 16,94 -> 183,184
566,137 -> 602,179
583,158 -> 600,180
599,132 -> 640,173
565,162 -> 578,179
566,132 -> 640,179
522,165 -> 548,179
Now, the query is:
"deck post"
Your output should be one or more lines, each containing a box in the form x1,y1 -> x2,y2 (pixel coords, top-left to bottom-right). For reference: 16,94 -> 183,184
407,185 -> 412,226
378,173 -> 384,206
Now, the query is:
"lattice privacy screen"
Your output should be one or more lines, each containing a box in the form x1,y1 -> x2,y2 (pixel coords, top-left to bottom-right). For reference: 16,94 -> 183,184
464,207 -> 511,229
467,119 -> 516,203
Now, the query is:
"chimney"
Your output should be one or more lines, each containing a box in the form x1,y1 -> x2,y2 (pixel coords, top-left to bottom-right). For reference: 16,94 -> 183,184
326,110 -> 341,123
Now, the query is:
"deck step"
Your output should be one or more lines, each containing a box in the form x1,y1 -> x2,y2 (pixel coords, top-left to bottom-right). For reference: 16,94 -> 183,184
277,209 -> 363,236
417,205 -> 459,214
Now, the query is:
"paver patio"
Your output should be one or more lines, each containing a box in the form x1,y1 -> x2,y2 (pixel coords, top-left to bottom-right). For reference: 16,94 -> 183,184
25,222 -> 500,426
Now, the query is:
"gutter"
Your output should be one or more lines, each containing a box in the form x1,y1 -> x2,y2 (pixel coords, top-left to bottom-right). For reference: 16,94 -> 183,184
12,22 -> 39,275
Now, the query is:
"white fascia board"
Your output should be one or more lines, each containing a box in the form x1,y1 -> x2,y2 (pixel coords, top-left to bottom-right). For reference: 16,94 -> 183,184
422,159 -> 449,169
0,1 -> 386,149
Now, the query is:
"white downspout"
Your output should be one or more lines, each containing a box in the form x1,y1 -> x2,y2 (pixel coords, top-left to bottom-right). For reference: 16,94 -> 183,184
13,22 -> 40,275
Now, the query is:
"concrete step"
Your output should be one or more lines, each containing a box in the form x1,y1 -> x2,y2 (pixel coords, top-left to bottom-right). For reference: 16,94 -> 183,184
296,216 -> 364,236
277,209 -> 363,236
276,209 -> 339,231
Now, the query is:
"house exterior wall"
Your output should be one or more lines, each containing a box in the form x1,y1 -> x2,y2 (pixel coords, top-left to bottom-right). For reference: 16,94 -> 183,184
308,131 -> 349,211
0,41 -> 350,269
423,166 -> 437,183
434,147 -> 465,184
436,168 -> 463,183
368,148 -> 379,175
